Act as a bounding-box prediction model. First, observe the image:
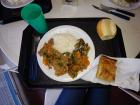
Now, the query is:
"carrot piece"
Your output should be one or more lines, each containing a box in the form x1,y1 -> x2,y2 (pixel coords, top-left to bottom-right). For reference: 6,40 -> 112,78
75,51 -> 81,58
43,58 -> 48,65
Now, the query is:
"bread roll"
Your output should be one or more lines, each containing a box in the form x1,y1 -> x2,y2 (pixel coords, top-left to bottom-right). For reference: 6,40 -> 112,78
97,19 -> 117,40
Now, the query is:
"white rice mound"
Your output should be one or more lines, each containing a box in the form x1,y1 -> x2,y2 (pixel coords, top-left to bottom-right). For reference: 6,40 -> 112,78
52,33 -> 77,53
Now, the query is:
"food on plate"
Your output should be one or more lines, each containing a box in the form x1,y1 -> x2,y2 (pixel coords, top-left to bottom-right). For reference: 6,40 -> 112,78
96,19 -> 117,40
96,55 -> 117,82
53,33 -> 77,53
38,34 -> 90,78
39,39 -> 69,76
111,0 -> 139,7
68,38 -> 90,78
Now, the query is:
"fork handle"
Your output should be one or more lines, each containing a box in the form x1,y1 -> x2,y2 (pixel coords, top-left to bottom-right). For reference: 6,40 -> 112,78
116,9 -> 135,17
110,11 -> 130,20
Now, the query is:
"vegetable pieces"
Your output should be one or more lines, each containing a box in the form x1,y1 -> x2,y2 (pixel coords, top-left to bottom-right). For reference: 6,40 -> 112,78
68,39 -> 90,78
39,39 -> 69,76
38,38 -> 90,78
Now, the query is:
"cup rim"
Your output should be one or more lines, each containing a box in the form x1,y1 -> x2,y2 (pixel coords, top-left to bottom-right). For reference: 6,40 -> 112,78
21,3 -> 42,21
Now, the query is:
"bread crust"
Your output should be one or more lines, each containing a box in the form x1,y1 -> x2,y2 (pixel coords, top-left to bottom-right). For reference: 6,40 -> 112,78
96,19 -> 103,39
96,19 -> 117,40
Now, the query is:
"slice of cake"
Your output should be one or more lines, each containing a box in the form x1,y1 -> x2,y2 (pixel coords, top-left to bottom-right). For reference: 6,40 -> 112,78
96,55 -> 117,82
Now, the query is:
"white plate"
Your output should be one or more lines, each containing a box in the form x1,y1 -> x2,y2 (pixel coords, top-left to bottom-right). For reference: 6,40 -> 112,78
109,0 -> 140,10
1,0 -> 33,9
37,25 -> 95,82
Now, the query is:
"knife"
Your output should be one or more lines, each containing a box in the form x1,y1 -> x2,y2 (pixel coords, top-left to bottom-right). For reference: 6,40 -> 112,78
100,4 -> 135,17
92,5 -> 130,20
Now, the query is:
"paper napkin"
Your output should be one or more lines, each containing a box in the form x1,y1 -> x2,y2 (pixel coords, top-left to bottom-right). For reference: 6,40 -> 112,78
82,55 -> 140,92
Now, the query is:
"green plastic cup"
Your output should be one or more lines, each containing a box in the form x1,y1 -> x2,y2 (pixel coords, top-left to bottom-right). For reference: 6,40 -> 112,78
21,3 -> 48,34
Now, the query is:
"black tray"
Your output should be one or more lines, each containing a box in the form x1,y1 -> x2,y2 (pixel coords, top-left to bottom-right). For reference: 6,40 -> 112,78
18,18 -> 126,88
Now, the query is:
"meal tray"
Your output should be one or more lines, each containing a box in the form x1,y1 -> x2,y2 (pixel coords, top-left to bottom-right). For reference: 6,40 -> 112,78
18,18 -> 126,88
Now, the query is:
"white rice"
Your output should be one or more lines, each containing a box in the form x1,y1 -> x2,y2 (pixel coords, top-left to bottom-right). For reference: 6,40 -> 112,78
52,33 -> 77,53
